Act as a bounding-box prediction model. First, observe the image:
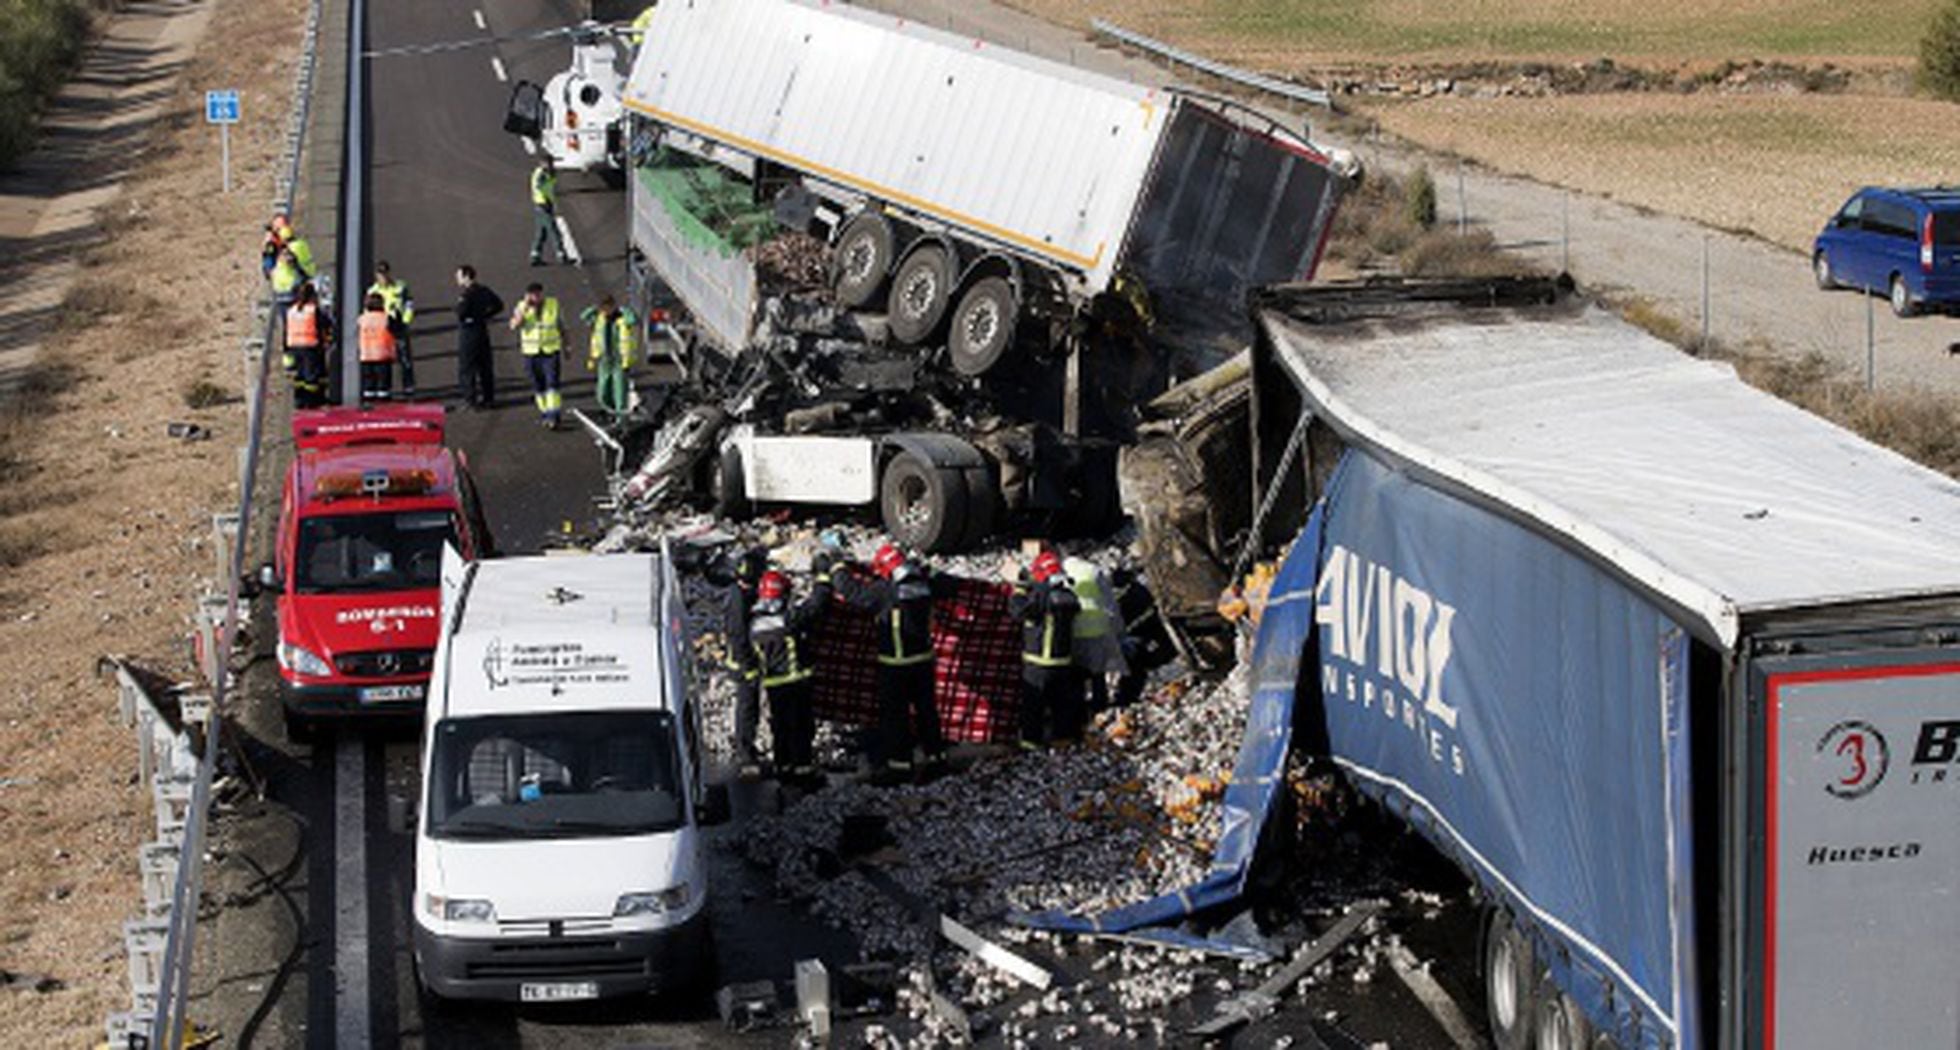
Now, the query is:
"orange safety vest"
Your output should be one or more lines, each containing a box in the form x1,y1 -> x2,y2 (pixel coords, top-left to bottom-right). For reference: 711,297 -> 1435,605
357,310 -> 397,363
286,303 -> 321,348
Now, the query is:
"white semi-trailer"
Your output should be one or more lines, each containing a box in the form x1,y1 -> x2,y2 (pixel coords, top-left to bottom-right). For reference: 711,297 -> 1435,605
620,0 -> 1354,373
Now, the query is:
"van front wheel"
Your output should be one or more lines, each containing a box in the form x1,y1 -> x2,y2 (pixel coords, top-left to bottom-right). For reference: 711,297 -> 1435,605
1813,252 -> 1836,290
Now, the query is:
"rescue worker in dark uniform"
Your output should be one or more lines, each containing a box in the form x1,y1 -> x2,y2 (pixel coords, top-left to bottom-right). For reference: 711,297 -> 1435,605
708,547 -> 769,779
1010,548 -> 1085,748
748,559 -> 834,786
835,543 -> 958,783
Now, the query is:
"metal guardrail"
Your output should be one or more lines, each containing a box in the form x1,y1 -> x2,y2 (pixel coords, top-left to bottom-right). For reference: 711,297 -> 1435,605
1088,19 -> 1330,108
100,0 -> 326,1044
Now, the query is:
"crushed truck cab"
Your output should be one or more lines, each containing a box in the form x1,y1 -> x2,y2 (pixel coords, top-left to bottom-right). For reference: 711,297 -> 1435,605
270,406 -> 493,739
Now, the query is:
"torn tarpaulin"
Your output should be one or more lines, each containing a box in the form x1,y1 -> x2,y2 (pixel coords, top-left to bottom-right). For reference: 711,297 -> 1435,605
1012,499 -> 1325,958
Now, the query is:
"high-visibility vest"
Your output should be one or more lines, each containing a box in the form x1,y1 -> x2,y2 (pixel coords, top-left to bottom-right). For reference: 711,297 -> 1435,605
518,297 -> 563,356
1065,557 -> 1111,640
367,278 -> 414,325
286,236 -> 317,276
270,255 -> 305,295
357,310 -> 398,363
285,303 -> 321,347
530,166 -> 556,207
587,309 -> 638,369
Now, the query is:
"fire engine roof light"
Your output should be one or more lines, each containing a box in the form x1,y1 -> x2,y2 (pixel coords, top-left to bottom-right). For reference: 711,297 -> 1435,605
315,468 -> 438,500
361,469 -> 390,495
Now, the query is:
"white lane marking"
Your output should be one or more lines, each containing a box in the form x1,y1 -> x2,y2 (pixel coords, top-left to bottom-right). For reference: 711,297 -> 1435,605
334,737 -> 371,1049
556,215 -> 583,264
521,136 -> 536,156
472,8 -> 486,30
490,56 -> 507,82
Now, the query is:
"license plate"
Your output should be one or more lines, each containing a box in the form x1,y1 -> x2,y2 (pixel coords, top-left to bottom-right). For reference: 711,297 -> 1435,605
358,684 -> 422,703
520,981 -> 598,1003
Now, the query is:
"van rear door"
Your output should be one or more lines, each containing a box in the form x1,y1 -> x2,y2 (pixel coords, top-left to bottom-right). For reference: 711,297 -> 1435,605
1745,642 -> 1960,1050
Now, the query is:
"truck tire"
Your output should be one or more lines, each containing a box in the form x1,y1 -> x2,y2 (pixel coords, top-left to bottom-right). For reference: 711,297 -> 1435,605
832,212 -> 895,309
947,276 -> 1019,376
1532,979 -> 1593,1050
710,445 -> 751,520
887,244 -> 955,346
1485,910 -> 1537,1050
959,464 -> 1000,549
880,451 -> 969,553
283,708 -> 314,747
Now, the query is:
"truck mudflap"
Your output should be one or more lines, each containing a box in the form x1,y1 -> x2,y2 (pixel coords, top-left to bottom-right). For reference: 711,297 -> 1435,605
1749,654 -> 1960,1050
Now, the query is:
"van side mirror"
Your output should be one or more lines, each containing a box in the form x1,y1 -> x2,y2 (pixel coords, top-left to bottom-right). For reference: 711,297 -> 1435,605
258,562 -> 278,590
699,783 -> 731,827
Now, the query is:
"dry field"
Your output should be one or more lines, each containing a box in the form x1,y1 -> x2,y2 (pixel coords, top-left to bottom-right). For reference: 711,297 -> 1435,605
1371,92 -> 1960,251
1002,0 -> 1939,66
0,0 -> 302,1041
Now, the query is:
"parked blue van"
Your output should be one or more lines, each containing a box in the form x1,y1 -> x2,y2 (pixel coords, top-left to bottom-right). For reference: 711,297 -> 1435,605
1813,187 -> 1960,316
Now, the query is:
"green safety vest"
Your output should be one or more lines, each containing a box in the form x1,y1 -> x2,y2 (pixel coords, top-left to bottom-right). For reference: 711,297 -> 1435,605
530,166 -> 556,207
270,255 -> 305,295
367,277 -> 414,325
518,297 -> 563,356
287,236 -> 316,276
586,308 -> 639,368
1066,558 -> 1111,640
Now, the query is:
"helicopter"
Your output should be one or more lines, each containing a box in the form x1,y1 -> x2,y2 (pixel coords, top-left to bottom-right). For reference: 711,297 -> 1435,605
366,14 -> 646,179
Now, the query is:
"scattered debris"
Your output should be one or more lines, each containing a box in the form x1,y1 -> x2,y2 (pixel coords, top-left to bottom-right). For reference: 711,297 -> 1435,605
1190,902 -> 1384,1037
939,914 -> 1053,991
1386,942 -> 1490,1050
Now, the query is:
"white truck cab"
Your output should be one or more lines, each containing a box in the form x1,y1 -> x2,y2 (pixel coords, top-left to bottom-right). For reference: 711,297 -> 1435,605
411,545 -> 722,1004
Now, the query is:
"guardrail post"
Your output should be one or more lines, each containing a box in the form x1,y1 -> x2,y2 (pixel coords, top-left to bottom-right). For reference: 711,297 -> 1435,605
211,512 -> 240,590
139,842 -> 183,916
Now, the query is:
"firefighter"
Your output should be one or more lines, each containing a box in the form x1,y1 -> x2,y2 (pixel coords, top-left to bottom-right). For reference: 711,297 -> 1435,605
453,264 -> 504,410
528,157 -> 568,266
749,560 -> 833,786
508,282 -> 565,428
1063,554 -> 1128,712
367,260 -> 417,396
266,216 -> 316,307
835,542 -> 958,782
356,292 -> 405,403
706,547 -> 768,779
1010,548 -> 1084,748
284,281 -> 333,408
269,246 -> 308,309
580,294 -> 639,417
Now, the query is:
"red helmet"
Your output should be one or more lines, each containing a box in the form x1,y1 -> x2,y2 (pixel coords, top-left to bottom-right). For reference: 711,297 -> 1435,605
1031,550 -> 1064,583
872,543 -> 905,579
757,571 -> 788,603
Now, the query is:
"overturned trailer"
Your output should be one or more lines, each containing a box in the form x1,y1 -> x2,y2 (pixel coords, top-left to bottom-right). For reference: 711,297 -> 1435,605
1233,278 -> 1960,1049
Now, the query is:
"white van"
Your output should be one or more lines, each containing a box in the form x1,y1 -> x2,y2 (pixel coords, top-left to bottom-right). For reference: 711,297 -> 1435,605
411,545 -> 724,1004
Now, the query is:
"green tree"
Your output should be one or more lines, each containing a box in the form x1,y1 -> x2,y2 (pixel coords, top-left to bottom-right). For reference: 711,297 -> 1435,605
1921,0 -> 1960,101
1403,166 -> 1439,230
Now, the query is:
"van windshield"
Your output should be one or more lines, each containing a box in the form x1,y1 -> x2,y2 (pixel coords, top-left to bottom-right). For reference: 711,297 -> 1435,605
425,711 -> 685,840
296,510 -> 456,594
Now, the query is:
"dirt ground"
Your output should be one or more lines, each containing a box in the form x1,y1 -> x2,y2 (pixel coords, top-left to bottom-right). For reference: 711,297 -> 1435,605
1366,92 -> 1960,252
0,0 -> 303,1041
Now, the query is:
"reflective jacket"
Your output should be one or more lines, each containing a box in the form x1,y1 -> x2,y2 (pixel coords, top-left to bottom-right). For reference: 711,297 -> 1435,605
1063,556 -> 1112,640
530,165 -> 556,207
517,297 -> 563,356
367,277 -> 414,325
357,310 -> 400,363
835,564 -> 956,667
750,577 -> 833,688
285,302 -> 322,348
1010,577 -> 1079,668
583,306 -> 639,369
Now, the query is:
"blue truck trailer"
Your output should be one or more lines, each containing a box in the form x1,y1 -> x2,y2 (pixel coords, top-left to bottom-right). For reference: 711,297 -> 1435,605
1236,278 -> 1960,1050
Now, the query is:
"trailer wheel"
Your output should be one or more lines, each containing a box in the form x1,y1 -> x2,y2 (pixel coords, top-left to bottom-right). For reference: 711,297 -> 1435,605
1532,980 -> 1594,1050
832,212 -> 895,309
1485,910 -> 1537,1050
959,464 -> 1000,549
887,244 -> 955,346
880,451 -> 969,553
710,445 -> 750,520
948,276 -> 1019,376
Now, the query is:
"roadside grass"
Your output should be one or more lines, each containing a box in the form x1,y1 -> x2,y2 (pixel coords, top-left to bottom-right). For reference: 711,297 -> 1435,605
1367,92 -> 1960,251
1007,0 -> 1937,64
1616,295 -> 1960,476
0,0 -> 113,169
0,358 -> 80,568
1327,167 -> 1535,278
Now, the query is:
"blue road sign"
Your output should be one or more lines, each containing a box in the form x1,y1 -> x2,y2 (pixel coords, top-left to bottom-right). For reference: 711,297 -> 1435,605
204,90 -> 241,124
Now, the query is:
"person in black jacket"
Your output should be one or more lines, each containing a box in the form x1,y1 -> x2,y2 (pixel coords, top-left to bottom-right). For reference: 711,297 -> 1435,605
453,264 -> 506,409
1010,548 -> 1084,748
749,561 -> 833,786
707,547 -> 769,779
834,542 -> 958,783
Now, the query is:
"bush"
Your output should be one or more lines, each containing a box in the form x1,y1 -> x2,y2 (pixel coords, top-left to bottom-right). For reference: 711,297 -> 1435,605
0,0 -> 103,169
1403,166 -> 1439,230
1921,0 -> 1960,100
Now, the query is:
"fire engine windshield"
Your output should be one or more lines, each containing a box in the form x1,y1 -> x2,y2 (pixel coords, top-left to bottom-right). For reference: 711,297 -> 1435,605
295,510 -> 457,594
425,712 -> 685,840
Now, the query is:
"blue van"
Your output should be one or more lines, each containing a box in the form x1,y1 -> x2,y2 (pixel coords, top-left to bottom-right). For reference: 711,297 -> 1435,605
1813,187 -> 1960,316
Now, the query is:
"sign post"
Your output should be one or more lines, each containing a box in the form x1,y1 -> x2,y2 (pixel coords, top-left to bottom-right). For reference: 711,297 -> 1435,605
203,90 -> 241,193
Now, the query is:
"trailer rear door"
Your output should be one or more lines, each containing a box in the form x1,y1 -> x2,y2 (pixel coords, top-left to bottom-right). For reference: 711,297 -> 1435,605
1752,650 -> 1960,1050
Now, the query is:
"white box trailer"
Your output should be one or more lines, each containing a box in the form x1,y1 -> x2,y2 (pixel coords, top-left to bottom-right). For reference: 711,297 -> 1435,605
622,0 -> 1354,374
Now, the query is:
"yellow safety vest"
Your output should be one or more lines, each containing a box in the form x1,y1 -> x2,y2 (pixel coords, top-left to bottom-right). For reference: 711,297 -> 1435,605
518,297 -> 563,356
588,310 -> 639,369
628,6 -> 656,45
1065,558 -> 1111,640
367,278 -> 414,325
270,254 -> 305,295
530,166 -> 556,207
286,236 -> 316,276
